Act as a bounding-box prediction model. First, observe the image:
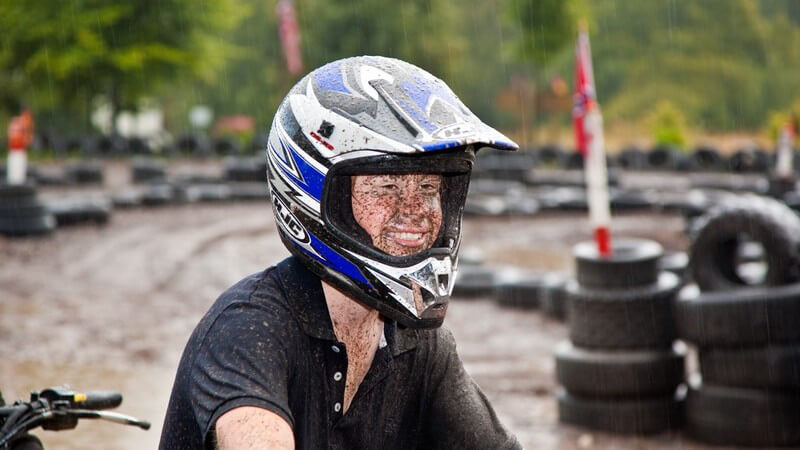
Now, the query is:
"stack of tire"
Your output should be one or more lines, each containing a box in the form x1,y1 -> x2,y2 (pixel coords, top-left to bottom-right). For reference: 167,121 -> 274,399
676,193 -> 800,447
556,238 -> 685,435
0,184 -> 55,236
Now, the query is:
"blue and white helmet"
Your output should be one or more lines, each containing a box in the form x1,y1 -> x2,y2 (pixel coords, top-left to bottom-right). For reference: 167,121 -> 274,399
267,56 -> 517,328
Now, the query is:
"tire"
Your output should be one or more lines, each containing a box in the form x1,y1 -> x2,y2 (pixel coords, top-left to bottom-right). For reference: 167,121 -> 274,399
131,159 -> 166,183
699,345 -> 800,390
658,251 -> 689,280
685,383 -> 800,447
9,434 -> 44,450
690,146 -> 724,171
728,148 -> 770,173
48,199 -> 111,226
184,184 -> 232,203
229,182 -> 267,201
675,283 -> 800,347
615,147 -> 648,171
557,389 -> 683,435
555,341 -> 685,397
539,272 -> 568,320
535,145 -> 567,169
574,238 -> 663,289
647,146 -> 680,171
689,194 -> 800,291
451,265 -> 499,299
213,137 -> 240,156
224,157 -> 267,183
568,271 -> 681,349
0,213 -> 56,236
495,274 -> 543,309
0,184 -> 35,199
609,190 -> 655,212
66,163 -> 104,185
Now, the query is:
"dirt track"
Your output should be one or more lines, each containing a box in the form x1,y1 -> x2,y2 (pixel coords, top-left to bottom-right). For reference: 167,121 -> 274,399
1,166 -> 730,449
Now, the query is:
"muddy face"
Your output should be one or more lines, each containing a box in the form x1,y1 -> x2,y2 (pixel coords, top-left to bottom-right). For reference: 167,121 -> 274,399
351,173 -> 443,257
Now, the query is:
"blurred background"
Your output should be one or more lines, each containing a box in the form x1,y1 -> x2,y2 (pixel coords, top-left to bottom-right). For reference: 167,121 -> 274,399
1,0 -> 799,153
2,1 -> 800,449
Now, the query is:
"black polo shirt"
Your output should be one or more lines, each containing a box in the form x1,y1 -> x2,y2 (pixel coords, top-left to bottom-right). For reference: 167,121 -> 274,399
160,256 -> 521,450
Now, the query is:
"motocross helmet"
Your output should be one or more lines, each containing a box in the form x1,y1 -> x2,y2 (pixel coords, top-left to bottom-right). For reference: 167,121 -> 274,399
267,56 -> 517,329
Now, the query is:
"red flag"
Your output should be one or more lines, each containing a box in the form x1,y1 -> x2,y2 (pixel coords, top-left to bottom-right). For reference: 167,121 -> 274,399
573,29 -> 596,156
277,0 -> 303,75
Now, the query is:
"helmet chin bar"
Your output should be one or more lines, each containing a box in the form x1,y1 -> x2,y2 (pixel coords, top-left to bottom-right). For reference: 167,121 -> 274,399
351,250 -> 455,318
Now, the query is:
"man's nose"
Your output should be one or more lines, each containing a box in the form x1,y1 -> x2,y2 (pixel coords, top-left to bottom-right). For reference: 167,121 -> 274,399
397,186 -> 425,214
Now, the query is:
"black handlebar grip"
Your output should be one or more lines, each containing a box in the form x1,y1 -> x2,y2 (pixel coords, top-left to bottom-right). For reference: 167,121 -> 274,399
78,391 -> 123,410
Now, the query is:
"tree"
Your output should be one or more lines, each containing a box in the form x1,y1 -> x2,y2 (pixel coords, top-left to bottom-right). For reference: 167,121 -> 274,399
0,0 -> 245,132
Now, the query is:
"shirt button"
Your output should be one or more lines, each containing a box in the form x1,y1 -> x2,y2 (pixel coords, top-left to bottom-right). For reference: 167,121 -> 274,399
331,345 -> 340,353
333,371 -> 343,381
334,402 -> 342,412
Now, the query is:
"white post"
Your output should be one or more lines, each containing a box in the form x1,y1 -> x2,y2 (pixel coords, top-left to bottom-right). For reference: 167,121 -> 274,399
776,125 -> 794,179
584,107 -> 612,255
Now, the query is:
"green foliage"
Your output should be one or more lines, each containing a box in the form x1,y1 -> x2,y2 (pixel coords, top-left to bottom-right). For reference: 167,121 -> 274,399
0,0 -> 246,130
505,0 -> 579,65
648,101 -> 688,148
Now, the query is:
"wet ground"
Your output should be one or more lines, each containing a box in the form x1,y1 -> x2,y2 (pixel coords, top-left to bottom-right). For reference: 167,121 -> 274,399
0,162 -> 734,449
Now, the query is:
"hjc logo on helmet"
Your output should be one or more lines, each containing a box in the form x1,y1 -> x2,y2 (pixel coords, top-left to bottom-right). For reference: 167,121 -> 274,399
272,192 -> 310,244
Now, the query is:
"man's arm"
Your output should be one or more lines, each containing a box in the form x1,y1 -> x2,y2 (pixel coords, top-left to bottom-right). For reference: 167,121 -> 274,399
215,406 -> 294,450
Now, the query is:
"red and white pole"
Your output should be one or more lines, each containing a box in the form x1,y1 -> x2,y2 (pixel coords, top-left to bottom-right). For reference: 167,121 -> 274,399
776,122 -> 795,179
584,106 -> 612,256
6,112 -> 31,185
574,25 -> 612,256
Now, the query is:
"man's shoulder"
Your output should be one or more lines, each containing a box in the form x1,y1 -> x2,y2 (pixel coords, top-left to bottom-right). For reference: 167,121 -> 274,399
395,325 -> 457,356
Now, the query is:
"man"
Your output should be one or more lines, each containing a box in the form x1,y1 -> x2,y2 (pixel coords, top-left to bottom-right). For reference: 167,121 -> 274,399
160,56 -> 521,449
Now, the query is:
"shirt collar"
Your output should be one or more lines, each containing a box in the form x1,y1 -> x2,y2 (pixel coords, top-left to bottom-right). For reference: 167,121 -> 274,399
276,256 -> 417,354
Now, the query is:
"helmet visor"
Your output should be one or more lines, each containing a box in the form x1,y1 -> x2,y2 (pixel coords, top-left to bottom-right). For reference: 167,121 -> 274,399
323,151 -> 473,265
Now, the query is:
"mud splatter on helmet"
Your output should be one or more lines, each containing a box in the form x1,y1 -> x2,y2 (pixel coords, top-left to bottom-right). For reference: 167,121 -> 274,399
267,56 -> 517,328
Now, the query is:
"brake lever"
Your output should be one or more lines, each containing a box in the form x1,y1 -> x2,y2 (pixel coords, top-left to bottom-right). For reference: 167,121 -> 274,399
70,410 -> 151,430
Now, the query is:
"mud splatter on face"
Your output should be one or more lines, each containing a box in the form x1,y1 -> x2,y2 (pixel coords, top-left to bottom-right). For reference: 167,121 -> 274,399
351,173 -> 443,257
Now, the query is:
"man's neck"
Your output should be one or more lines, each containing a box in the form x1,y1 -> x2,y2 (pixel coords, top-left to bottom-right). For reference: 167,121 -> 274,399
321,282 -> 383,341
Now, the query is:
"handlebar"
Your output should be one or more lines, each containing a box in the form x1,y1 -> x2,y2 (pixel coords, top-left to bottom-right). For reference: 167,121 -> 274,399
0,386 -> 149,449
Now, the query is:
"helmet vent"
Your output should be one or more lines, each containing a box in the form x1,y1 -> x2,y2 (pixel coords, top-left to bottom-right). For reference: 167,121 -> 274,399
437,273 -> 449,293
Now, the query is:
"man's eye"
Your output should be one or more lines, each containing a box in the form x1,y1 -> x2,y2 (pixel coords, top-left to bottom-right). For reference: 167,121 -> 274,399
379,184 -> 399,191
420,183 -> 440,192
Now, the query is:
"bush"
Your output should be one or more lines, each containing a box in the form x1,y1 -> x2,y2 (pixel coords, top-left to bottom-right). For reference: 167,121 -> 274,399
647,101 -> 688,149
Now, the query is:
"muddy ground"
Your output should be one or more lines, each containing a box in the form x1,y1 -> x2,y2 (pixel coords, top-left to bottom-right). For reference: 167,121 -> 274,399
0,162 -> 735,449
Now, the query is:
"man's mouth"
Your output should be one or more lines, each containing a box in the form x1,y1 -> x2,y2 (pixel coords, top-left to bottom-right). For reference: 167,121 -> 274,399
385,230 -> 429,247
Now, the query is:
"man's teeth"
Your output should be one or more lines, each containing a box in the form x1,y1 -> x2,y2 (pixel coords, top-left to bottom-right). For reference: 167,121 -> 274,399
389,232 -> 424,240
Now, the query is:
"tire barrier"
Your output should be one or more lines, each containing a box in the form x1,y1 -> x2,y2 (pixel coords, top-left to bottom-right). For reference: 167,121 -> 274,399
451,264 -> 502,299
224,157 -> 267,183
557,389 -> 683,435
65,162 -> 104,185
647,145 -> 681,171
47,198 -> 111,226
674,283 -> 800,347
538,272 -> 568,320
0,184 -> 55,237
175,134 -> 212,157
131,158 -> 167,183
212,137 -> 241,156
727,147 -> 770,173
688,193 -> 800,292
685,381 -> 800,447
615,147 -> 648,170
85,134 -> 128,157
674,270 -> 800,447
557,238 -> 684,435
472,151 -> 535,183
495,271 -> 543,310
555,341 -> 685,397
658,251 -> 689,281
534,145 -> 567,169
689,146 -> 725,171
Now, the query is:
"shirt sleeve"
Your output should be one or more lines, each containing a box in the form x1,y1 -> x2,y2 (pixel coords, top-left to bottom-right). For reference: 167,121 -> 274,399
188,301 -> 296,448
422,327 -> 522,450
